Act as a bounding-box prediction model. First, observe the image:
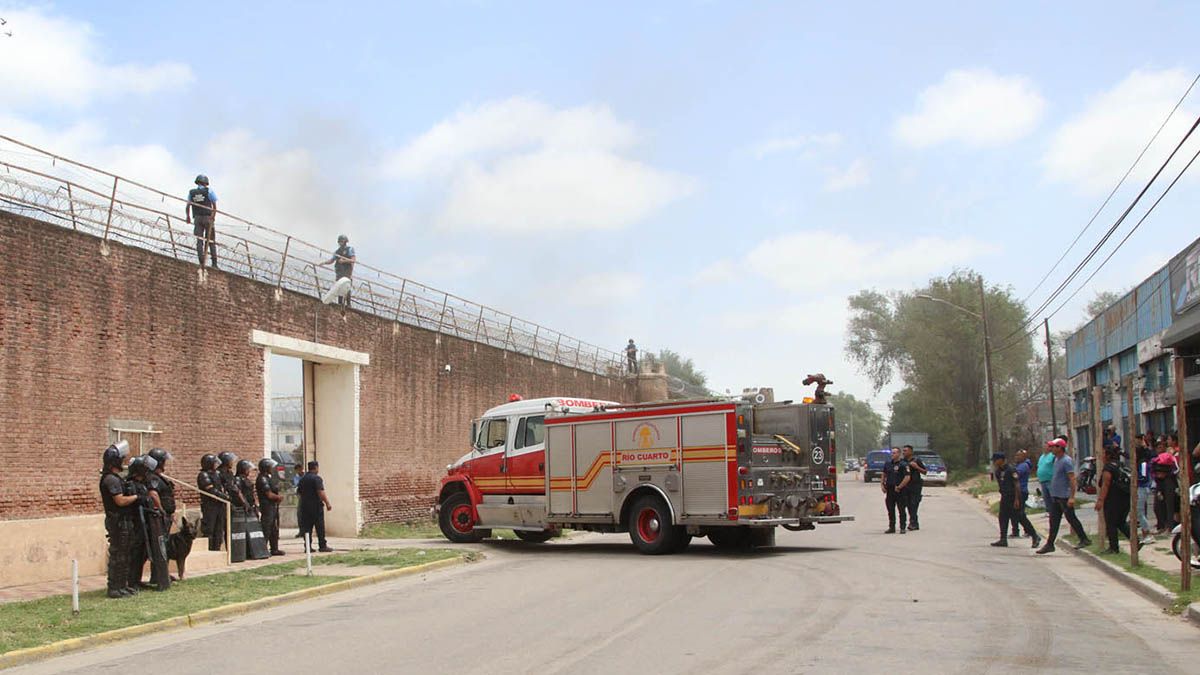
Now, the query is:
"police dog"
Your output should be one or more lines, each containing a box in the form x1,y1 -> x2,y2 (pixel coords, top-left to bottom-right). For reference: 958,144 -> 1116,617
167,516 -> 198,580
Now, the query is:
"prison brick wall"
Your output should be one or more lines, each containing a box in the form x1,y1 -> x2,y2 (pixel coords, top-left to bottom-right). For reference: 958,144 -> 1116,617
0,210 -> 633,524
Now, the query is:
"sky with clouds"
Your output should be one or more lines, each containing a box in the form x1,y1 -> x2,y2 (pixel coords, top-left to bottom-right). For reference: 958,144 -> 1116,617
3,1 -> 1199,414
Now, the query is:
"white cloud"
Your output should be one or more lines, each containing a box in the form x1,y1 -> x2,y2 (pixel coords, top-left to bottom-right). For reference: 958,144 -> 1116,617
1042,68 -> 1200,194
565,272 -> 644,307
695,230 -> 997,292
750,132 -> 842,159
690,259 -> 739,286
823,158 -> 870,192
381,97 -> 693,233
894,69 -> 1045,148
0,8 -> 192,110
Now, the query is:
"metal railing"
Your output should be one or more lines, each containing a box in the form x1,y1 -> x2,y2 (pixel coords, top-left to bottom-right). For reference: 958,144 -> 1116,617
161,474 -> 231,566
0,135 -> 625,376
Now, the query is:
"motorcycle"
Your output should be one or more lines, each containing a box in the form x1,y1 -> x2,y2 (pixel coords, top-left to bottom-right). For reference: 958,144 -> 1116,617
1170,481 -> 1200,570
1078,455 -> 1098,495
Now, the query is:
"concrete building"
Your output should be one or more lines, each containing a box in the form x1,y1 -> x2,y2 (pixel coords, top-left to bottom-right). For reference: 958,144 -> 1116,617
1065,235 -> 1200,455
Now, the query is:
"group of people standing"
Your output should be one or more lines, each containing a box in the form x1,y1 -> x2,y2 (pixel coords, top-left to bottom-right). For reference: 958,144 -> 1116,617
197,453 -> 334,554
99,442 -> 177,598
880,445 -> 927,533
196,451 -> 287,557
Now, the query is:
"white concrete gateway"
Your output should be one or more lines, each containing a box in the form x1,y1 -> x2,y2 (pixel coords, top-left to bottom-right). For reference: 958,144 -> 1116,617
251,330 -> 370,537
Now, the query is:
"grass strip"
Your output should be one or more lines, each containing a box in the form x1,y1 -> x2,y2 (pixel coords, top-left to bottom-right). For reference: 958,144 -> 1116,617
0,548 -> 459,654
1064,535 -> 1199,615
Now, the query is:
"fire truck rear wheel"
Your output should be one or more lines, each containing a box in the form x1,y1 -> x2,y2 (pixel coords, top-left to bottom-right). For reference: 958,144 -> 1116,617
628,494 -> 682,555
514,529 -> 555,543
439,492 -> 486,543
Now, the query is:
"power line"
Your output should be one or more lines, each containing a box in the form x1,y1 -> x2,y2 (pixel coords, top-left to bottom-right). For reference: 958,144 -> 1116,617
1018,73 -> 1199,307
993,142 -> 1200,354
1005,111 -> 1200,342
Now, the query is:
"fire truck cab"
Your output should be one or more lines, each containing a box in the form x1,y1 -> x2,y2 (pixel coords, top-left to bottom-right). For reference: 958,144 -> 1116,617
435,393 -> 853,554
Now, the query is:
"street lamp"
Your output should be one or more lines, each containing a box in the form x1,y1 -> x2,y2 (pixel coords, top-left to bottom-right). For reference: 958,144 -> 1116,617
914,278 -> 1000,459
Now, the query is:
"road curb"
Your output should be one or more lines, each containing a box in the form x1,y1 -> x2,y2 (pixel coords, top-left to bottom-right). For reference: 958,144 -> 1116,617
0,555 -> 466,670
1065,545 -> 1177,609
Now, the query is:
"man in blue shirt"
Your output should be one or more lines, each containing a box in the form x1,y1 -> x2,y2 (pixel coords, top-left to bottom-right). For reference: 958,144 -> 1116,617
297,461 -> 333,552
319,235 -> 356,307
186,174 -> 218,269
1037,442 -> 1092,554
1010,449 -> 1036,539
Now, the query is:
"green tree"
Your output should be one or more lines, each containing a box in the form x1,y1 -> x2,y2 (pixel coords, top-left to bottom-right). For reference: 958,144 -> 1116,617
845,269 -> 1034,469
1085,289 -> 1126,320
648,349 -> 707,388
825,391 -> 884,459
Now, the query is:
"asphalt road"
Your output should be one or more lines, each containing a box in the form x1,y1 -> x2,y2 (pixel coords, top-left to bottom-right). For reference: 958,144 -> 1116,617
17,477 -> 1200,674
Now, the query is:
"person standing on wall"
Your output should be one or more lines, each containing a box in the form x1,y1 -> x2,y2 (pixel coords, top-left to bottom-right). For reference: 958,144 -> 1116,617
100,441 -> 138,598
319,235 -> 356,307
625,339 -> 638,374
297,461 -> 333,552
186,174 -> 218,269
902,445 -> 926,531
257,458 -> 286,556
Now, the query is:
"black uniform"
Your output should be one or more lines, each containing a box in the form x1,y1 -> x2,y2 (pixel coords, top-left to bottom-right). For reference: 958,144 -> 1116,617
997,463 -> 1038,545
883,457 -> 910,532
145,473 -> 173,590
220,467 -> 242,510
297,472 -> 328,550
906,455 -> 926,530
100,471 -> 134,594
237,474 -> 257,515
256,472 -> 282,554
198,468 -> 227,551
127,476 -> 151,587
1101,462 -> 1132,552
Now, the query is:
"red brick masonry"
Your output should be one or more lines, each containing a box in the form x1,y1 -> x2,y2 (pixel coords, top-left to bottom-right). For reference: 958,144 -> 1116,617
0,211 -> 632,524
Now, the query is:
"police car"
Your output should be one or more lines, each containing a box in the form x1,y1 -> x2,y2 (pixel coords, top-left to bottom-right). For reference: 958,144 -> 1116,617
917,452 -> 948,485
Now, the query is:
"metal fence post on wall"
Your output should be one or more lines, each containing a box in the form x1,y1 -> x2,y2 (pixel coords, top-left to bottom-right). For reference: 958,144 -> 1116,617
277,236 -> 291,290
102,176 -> 119,242
532,326 -> 541,358
437,295 -> 449,334
164,215 -> 179,258
65,183 -> 78,231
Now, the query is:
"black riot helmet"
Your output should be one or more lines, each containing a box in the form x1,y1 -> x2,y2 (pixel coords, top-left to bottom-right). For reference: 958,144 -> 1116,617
236,459 -> 254,475
130,455 -> 156,476
195,174 -> 209,186
148,448 -> 171,469
258,458 -> 278,474
201,453 -> 218,471
102,440 -> 130,470
218,451 -> 238,468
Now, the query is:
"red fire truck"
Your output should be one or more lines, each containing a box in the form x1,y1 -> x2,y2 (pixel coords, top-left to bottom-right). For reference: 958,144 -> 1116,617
435,386 -> 852,554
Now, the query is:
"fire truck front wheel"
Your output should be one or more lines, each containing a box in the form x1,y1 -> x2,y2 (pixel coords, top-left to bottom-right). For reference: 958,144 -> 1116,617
628,494 -> 683,555
439,492 -> 487,543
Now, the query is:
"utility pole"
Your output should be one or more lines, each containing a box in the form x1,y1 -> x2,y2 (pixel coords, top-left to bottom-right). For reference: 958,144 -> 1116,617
1045,318 -> 1058,438
847,408 -> 855,460
1126,378 -> 1138,567
1174,354 -> 1192,590
979,277 -> 999,457
1092,384 -> 1105,544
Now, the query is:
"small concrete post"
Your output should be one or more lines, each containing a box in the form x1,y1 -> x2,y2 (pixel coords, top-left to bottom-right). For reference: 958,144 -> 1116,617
71,559 -> 80,615
305,534 -> 313,577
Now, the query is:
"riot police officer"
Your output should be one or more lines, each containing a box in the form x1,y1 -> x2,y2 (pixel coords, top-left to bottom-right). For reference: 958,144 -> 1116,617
126,456 -> 162,591
100,441 -> 139,598
218,452 -> 245,510
147,448 -> 175,589
235,459 -> 257,514
198,454 -> 227,551
256,458 -> 286,556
